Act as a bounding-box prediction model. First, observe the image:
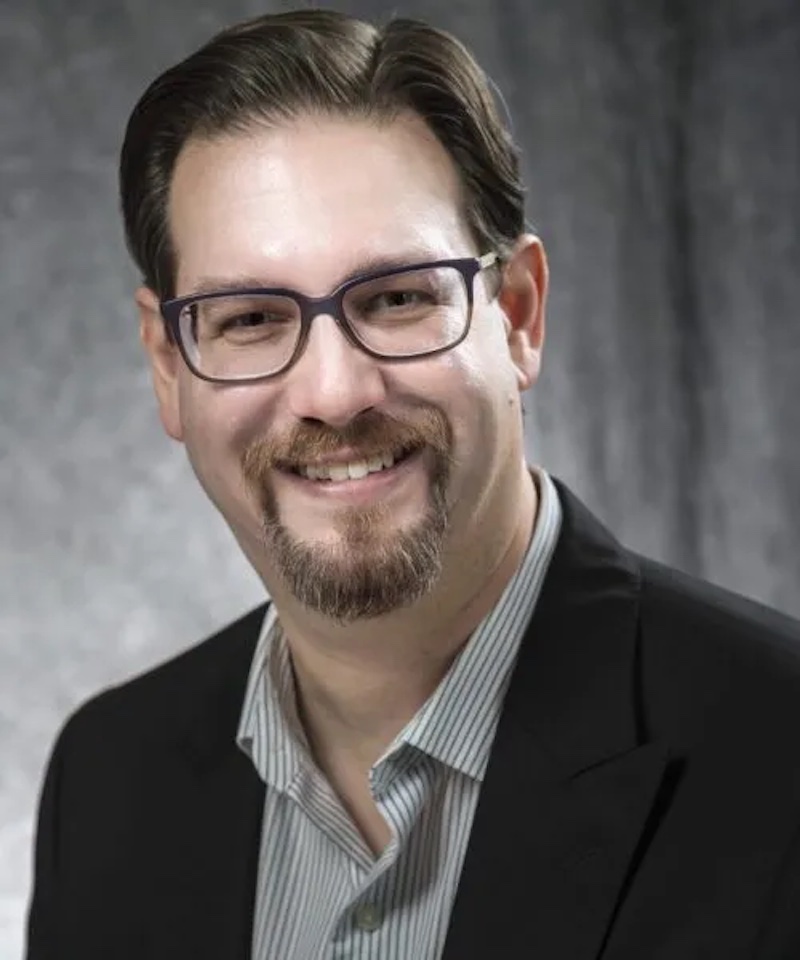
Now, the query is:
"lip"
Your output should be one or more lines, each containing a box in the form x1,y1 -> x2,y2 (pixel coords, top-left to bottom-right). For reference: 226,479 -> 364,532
279,448 -> 423,505
286,446 -> 404,470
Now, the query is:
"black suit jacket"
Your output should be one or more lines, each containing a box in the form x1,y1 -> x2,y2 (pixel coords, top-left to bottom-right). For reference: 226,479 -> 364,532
26,482 -> 800,958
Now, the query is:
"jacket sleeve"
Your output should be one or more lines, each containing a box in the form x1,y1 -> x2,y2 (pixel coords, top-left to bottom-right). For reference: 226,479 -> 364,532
25,724 -> 68,960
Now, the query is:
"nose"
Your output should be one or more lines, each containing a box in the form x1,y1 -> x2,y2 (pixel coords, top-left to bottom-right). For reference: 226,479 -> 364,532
285,313 -> 388,428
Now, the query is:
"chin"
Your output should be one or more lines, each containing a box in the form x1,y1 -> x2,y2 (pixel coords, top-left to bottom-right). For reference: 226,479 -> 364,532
260,496 -> 448,621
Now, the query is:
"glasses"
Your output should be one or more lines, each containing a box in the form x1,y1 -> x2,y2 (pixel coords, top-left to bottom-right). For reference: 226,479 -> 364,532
160,252 -> 500,384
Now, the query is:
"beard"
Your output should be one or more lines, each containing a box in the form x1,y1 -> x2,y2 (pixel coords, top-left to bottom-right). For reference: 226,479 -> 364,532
241,407 -> 453,622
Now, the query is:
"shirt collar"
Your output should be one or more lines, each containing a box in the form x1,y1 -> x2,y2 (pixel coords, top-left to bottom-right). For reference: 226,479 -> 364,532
236,606 -> 308,792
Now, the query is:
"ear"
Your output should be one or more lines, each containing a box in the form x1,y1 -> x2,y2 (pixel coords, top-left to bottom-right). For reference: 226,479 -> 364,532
136,286 -> 184,442
497,234 -> 548,392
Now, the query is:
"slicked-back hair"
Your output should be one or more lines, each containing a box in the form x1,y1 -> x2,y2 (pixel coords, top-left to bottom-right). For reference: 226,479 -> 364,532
119,8 -> 525,299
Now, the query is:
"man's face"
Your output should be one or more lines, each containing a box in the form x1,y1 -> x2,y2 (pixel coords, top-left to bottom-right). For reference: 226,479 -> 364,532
139,113 -> 545,621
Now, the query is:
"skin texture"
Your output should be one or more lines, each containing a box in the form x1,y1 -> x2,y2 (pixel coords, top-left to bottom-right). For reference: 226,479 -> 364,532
137,112 -> 548,847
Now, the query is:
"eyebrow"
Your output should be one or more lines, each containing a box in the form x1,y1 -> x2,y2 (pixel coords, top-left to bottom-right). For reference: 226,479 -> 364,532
185,249 -> 452,298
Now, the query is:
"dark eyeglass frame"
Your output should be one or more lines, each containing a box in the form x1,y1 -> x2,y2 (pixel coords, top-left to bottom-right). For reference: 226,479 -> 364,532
159,251 -> 501,384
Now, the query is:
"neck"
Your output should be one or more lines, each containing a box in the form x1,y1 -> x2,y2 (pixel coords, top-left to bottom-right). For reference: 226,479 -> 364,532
271,462 -> 539,771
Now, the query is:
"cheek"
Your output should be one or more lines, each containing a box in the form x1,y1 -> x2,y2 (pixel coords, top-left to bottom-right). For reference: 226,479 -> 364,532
457,327 -> 523,448
421,346 -> 509,468
440,324 -> 516,418
178,378 -> 270,488
181,375 -> 272,438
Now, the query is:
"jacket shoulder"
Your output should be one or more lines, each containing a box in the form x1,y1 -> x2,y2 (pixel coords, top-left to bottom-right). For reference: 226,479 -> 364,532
639,556 -> 800,667
636,556 -> 800,740
57,603 -> 267,748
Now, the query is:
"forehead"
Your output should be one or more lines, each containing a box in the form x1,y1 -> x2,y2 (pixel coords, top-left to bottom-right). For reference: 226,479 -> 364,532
168,113 -> 474,295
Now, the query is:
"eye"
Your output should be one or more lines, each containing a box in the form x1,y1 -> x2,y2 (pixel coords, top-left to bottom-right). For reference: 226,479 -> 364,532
216,310 -> 297,345
190,296 -> 300,341
371,290 -> 432,309
345,265 -> 459,323
222,310 -> 271,329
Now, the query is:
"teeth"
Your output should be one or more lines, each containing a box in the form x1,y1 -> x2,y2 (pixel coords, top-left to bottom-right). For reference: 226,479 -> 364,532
347,461 -> 370,480
298,450 -> 406,482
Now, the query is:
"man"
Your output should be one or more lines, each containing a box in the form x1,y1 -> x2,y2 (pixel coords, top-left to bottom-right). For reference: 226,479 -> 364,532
26,9 -> 800,959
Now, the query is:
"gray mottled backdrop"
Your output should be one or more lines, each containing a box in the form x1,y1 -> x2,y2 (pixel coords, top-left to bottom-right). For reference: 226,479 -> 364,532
2,0 -> 798,955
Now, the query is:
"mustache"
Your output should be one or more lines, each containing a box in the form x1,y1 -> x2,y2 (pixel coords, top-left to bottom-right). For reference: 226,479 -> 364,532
241,408 -> 453,479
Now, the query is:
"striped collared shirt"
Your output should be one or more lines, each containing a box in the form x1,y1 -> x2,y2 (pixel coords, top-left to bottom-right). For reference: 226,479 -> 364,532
236,468 -> 562,960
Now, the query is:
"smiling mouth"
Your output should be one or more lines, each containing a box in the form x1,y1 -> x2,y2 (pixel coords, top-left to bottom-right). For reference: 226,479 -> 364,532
283,445 -> 418,482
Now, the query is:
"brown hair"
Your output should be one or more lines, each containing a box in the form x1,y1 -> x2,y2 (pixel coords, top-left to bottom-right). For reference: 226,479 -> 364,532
119,8 -> 525,299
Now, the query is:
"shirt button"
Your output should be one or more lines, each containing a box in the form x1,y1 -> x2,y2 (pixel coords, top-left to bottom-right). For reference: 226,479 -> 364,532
354,903 -> 382,932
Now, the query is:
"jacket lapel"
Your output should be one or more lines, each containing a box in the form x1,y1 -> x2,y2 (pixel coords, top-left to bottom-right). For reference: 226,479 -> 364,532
443,482 -> 669,960
153,606 -> 268,960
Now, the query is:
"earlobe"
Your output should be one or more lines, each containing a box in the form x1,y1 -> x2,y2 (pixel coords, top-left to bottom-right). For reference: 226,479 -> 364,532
499,235 -> 548,393
512,341 -> 541,391
135,286 -> 184,442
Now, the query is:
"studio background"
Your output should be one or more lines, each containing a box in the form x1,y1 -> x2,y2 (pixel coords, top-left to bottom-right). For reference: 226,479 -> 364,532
1,0 -> 798,955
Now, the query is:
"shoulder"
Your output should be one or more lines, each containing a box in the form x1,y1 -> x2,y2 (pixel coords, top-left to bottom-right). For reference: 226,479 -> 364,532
638,555 -> 800,671
552,477 -> 800,696
635,555 -> 800,742
54,603 -> 267,755
29,605 -> 268,922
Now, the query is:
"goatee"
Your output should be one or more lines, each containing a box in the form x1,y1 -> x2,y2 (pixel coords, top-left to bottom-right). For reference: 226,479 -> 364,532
241,408 -> 453,621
